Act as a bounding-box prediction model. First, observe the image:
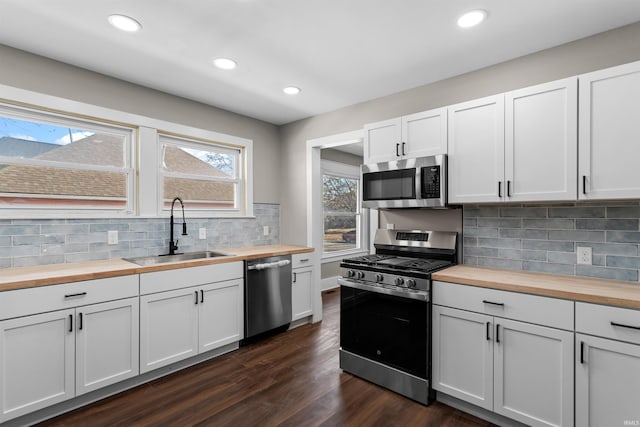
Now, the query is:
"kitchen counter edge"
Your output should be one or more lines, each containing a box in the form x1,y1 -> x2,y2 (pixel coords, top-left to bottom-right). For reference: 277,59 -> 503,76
432,264 -> 640,310
0,245 -> 314,292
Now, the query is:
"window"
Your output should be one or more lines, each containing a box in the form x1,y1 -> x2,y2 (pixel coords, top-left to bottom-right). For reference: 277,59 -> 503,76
0,103 -> 134,213
322,160 -> 363,256
158,134 -> 243,212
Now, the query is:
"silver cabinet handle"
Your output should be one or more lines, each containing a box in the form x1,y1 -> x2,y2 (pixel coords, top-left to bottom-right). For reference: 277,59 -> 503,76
248,259 -> 291,270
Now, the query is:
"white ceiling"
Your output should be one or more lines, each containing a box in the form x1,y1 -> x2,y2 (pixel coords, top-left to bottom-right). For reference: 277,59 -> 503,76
1,1 -> 640,125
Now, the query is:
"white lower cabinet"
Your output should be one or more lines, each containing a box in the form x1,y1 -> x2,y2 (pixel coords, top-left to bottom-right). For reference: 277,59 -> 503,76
0,295 -> 139,423
575,302 -> 640,426
139,270 -> 243,373
433,281 -> 574,427
291,253 -> 314,321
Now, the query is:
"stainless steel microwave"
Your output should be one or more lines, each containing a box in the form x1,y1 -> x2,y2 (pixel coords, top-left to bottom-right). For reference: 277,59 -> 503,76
361,154 -> 447,208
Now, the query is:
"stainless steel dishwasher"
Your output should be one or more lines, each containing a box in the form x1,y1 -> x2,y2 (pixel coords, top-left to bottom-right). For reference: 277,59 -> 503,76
244,255 -> 292,340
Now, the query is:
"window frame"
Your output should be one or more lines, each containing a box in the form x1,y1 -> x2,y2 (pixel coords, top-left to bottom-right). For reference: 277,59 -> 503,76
321,159 -> 366,261
157,133 -> 245,215
0,101 -> 136,217
0,83 -> 254,219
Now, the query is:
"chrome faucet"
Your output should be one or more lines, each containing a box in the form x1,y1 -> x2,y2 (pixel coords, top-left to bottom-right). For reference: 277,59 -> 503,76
167,197 -> 188,255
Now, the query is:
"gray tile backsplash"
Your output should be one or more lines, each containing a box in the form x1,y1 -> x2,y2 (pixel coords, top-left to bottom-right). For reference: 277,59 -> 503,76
0,203 -> 279,268
463,201 -> 640,282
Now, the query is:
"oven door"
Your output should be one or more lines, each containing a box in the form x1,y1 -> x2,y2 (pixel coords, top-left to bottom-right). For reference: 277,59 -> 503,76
339,279 -> 428,379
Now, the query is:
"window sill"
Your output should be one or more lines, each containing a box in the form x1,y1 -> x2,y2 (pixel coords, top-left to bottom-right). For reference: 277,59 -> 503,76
322,249 -> 369,264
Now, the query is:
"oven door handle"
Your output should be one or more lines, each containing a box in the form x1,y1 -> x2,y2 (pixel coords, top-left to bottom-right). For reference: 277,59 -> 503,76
338,278 -> 429,302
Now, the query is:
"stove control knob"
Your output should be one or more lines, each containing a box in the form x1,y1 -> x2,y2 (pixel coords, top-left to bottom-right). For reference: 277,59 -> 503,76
406,279 -> 417,288
394,277 -> 405,287
356,271 -> 365,280
346,270 -> 355,278
375,274 -> 384,283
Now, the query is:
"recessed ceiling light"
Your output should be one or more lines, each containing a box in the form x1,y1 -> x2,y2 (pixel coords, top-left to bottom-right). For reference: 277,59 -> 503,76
283,86 -> 301,95
108,14 -> 142,32
457,10 -> 487,28
213,58 -> 237,70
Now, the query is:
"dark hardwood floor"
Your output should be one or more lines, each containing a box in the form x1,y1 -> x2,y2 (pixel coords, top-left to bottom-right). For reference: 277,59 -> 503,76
39,289 -> 494,427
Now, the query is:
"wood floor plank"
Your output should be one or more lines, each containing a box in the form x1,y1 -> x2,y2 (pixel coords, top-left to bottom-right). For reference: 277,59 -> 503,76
38,289 -> 495,427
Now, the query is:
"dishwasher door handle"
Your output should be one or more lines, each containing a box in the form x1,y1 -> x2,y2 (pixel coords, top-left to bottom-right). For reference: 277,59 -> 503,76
247,259 -> 291,271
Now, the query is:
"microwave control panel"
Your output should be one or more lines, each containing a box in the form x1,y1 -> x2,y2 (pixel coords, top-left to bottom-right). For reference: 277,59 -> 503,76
421,166 -> 441,199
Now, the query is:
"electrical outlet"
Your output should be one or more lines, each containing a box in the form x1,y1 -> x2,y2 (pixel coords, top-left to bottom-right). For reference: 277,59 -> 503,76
107,230 -> 118,245
386,223 -> 395,230
199,228 -> 207,240
577,246 -> 592,265
263,226 -> 269,236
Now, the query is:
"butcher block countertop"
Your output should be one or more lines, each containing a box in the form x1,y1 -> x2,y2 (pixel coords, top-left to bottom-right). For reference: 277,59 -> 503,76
0,244 -> 313,292
433,265 -> 640,310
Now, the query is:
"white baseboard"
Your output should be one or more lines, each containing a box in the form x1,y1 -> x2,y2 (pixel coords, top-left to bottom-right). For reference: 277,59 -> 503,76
321,276 -> 340,291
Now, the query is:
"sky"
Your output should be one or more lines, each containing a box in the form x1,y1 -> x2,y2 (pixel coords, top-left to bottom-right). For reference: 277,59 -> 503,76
0,117 -> 93,145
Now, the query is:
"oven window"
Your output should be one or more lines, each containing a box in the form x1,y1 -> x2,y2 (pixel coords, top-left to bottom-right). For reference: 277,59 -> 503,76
340,286 -> 428,378
362,168 -> 416,201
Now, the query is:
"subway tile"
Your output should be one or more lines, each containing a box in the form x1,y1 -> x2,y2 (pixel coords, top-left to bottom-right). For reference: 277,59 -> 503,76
576,265 -> 638,282
0,245 -> 41,258
548,230 -> 605,242
463,207 -> 500,218
465,247 -> 500,257
0,236 -> 10,246
117,232 -> 148,242
0,225 -> 41,236
549,207 -> 605,218
131,239 -> 165,249
522,219 -> 575,230
109,248 -> 148,259
477,257 -> 523,270
606,256 -> 640,269
606,231 -> 640,244
607,206 -> 640,218
592,254 -> 606,267
464,227 -> 499,238
0,258 -> 11,268
576,219 -> 639,231
463,218 -> 477,227
500,207 -> 547,218
13,234 -> 65,246
463,255 -> 478,265
548,252 -> 577,265
477,238 -> 522,249
522,240 -> 574,252
41,224 -> 89,235
68,233 -> 108,244
65,252 -> 110,263
500,249 -> 547,262
90,223 -> 130,232
477,218 -> 522,228
577,242 -> 638,256
463,237 -> 478,247
523,261 -> 575,276
13,255 -> 65,268
499,228 -> 547,239
89,241 -> 131,252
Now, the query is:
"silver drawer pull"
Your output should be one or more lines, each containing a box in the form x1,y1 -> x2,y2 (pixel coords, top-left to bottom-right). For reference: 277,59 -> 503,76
611,321 -> 640,331
64,292 -> 87,299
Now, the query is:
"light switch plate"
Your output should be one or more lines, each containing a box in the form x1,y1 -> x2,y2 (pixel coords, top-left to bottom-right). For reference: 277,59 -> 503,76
199,228 -> 207,239
107,230 -> 118,245
386,224 -> 395,230
263,226 -> 269,236
577,246 -> 592,265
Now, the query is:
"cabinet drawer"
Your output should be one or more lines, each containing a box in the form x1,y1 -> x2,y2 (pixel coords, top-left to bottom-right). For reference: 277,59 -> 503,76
140,261 -> 243,295
0,275 -> 139,321
292,253 -> 313,269
576,302 -> 640,345
433,281 -> 574,330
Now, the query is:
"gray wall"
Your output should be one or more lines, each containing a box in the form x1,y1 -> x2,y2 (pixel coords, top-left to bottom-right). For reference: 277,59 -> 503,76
279,22 -> 640,246
463,202 -> 640,282
320,148 -> 362,167
0,44 -> 281,204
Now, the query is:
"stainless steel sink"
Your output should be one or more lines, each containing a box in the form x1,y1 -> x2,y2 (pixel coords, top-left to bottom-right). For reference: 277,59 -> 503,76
124,250 -> 231,266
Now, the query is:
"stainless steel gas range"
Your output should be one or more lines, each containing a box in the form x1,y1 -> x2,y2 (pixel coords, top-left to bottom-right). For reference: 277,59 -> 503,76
338,229 -> 457,405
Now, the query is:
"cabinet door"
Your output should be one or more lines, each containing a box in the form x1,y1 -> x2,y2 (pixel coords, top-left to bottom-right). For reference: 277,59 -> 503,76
448,95 -> 505,203
401,108 -> 447,157
0,310 -> 75,423
494,319 -> 573,427
579,61 -> 640,199
364,117 -> 402,163
576,333 -> 640,427
140,288 -> 198,373
292,267 -> 313,321
432,305 -> 493,410
198,279 -> 243,353
75,297 -> 139,395
505,78 -> 577,202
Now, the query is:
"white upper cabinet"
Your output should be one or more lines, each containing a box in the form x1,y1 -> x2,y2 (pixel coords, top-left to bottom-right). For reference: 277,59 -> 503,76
449,78 -> 578,204
579,61 -> 640,199
505,78 -> 577,201
448,95 -> 505,203
364,108 -> 447,163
